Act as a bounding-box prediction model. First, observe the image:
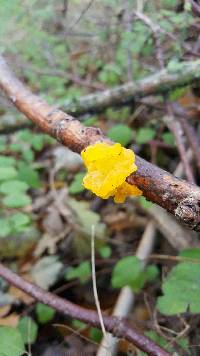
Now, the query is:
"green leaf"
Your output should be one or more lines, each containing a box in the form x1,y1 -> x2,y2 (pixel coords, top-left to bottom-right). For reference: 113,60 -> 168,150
69,172 -> 85,194
0,180 -> 29,194
112,256 -> 143,292
36,303 -> 55,324
0,326 -> 25,356
139,196 -> 153,209
10,212 -> 31,232
31,134 -> 45,151
139,330 -> 188,355
99,246 -> 111,259
162,132 -> 175,146
136,128 -> 156,144
3,193 -> 31,208
72,319 -> 86,330
180,248 -> 200,260
22,147 -> 34,162
18,316 -> 38,344
0,155 -> 15,167
107,124 -> 132,146
0,166 -> 18,181
112,256 -> 158,292
169,87 -> 187,101
157,262 -> 200,315
17,161 -> 40,188
90,327 -> 103,343
0,218 -> 11,238
66,261 -> 91,284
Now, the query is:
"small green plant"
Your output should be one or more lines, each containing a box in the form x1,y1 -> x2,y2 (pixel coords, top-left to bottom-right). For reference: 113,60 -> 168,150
36,303 -> 55,324
112,256 -> 158,292
66,261 -> 91,284
0,326 -> 25,356
157,249 -> 200,315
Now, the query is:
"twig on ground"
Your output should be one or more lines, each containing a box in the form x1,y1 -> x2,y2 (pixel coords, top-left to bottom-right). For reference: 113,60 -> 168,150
133,11 -> 164,68
0,55 -> 200,231
178,116 -> 200,171
0,263 -> 170,356
97,220 -> 156,356
164,104 -> 195,184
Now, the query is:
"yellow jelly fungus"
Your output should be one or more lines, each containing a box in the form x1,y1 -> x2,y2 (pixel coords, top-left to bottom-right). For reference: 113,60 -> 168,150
81,142 -> 142,203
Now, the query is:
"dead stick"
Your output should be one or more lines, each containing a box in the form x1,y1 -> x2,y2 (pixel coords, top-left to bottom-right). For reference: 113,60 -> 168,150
178,116 -> 200,171
0,263 -> 169,356
0,55 -> 199,231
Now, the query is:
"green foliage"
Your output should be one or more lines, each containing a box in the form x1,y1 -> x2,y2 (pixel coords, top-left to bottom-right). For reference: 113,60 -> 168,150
157,250 -> 200,315
139,330 -> 188,355
112,256 -> 158,292
0,180 -> 29,194
179,248 -> 200,259
0,155 -> 15,166
162,132 -> 175,146
90,327 -> 103,343
72,319 -> 86,330
69,172 -> 85,194
0,326 -> 25,356
3,193 -> 31,208
107,124 -> 133,146
0,218 -> 12,238
139,196 -> 153,209
66,261 -> 91,284
136,128 -> 156,144
0,212 -> 31,238
17,161 -> 40,188
18,316 -> 38,344
0,166 -> 17,181
99,246 -> 111,259
36,303 -> 55,324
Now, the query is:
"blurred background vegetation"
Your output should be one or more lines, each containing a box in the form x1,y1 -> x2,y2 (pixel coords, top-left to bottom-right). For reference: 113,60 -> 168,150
0,0 -> 200,355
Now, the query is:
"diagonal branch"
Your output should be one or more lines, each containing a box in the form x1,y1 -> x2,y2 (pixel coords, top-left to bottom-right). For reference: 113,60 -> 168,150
0,55 -> 200,231
61,60 -> 200,116
0,262 -> 169,356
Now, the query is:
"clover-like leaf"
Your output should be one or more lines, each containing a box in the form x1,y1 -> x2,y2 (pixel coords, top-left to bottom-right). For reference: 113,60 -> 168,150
0,326 -> 25,356
157,261 -> 200,315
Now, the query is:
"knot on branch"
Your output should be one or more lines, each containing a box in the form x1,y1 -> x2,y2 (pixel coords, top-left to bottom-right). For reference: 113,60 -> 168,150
175,195 -> 200,232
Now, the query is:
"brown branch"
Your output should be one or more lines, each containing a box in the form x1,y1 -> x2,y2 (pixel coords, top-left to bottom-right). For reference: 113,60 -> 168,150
0,263 -> 169,356
0,56 -> 200,231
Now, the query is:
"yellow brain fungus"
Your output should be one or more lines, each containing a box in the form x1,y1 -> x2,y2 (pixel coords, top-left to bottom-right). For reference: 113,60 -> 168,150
81,142 -> 142,203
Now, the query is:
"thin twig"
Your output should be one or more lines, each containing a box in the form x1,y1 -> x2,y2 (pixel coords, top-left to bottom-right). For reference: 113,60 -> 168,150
0,263 -> 170,356
178,116 -> 200,171
164,103 -> 195,184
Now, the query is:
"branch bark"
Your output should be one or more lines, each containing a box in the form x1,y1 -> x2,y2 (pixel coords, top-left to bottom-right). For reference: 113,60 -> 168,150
0,56 -> 200,231
0,263 -> 169,356
61,60 -> 200,116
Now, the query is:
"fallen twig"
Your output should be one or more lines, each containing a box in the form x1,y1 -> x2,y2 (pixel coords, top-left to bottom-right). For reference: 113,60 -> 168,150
0,263 -> 169,356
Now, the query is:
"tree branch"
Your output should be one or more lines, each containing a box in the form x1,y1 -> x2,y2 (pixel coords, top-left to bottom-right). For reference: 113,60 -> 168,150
61,60 -> 200,116
0,263 -> 169,356
0,55 -> 200,231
